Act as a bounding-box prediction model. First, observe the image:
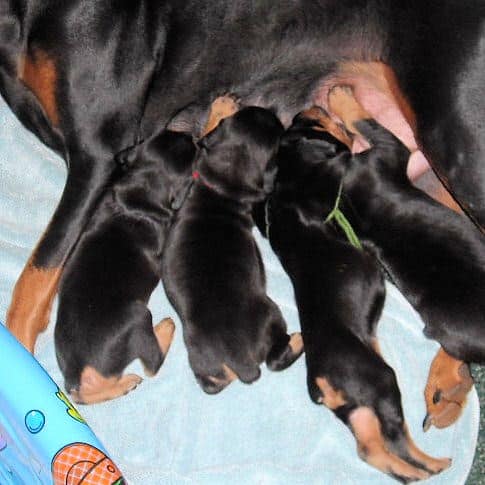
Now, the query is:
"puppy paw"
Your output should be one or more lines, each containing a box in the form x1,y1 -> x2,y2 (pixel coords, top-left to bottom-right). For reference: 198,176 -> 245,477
73,367 -> 143,404
203,94 -> 240,135
154,317 -> 176,356
349,407 -> 451,482
423,348 -> 473,431
299,106 -> 353,148
328,85 -> 370,134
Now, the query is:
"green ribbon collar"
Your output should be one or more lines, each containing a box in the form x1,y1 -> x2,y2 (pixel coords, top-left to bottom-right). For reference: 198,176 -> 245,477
324,181 -> 362,250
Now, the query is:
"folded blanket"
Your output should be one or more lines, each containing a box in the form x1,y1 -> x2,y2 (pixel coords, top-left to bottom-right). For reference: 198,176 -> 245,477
0,94 -> 479,484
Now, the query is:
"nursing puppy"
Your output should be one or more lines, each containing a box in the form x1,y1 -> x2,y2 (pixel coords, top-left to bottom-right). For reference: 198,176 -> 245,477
55,130 -> 196,404
324,87 -> 485,431
162,107 -> 303,394
256,111 -> 450,482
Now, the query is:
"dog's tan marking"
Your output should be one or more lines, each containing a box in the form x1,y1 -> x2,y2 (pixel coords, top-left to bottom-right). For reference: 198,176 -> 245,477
423,347 -> 473,430
403,425 -> 451,473
315,377 -> 347,409
7,262 -> 62,353
71,366 -> 142,405
154,317 -> 176,356
328,85 -> 371,135
300,106 -> 354,149
206,363 -> 238,390
19,49 -> 59,126
221,363 -> 238,382
143,317 -> 176,377
370,337 -> 381,355
202,95 -> 240,136
349,407 -> 433,481
288,332 -> 304,355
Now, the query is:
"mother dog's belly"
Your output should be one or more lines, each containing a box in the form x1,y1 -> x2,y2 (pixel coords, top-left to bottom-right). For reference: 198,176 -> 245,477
312,61 -> 459,210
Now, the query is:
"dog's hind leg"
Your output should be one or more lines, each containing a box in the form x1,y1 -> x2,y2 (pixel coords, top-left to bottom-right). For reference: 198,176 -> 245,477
266,331 -> 304,372
422,348 -> 474,431
141,317 -> 176,377
7,161 -> 115,353
70,366 -> 142,405
308,349 -> 451,482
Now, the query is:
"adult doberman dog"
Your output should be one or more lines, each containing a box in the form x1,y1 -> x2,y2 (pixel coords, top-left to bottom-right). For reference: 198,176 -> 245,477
1,0 -> 484,433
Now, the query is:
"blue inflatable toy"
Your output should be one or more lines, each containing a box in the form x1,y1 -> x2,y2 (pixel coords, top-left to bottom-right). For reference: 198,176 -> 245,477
0,323 -> 124,484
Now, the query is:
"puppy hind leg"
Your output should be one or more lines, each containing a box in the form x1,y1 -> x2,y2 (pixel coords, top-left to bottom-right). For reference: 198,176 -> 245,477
423,347 -> 473,431
348,407 -> 450,482
195,364 -> 239,394
137,317 -> 175,377
266,332 -> 304,371
71,366 -> 142,405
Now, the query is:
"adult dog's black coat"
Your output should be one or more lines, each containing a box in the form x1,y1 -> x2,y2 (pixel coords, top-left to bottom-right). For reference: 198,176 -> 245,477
162,107 -> 303,393
3,0 -> 485,354
257,112 -> 453,482
55,131 -> 195,404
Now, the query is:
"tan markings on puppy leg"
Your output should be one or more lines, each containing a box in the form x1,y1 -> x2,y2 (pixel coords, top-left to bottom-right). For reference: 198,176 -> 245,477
7,262 -> 62,353
315,377 -> 347,409
300,106 -> 354,149
202,95 -> 240,136
403,425 -> 451,473
328,86 -> 371,136
154,317 -> 176,356
370,338 -> 381,355
206,364 -> 238,389
143,317 -> 176,377
71,366 -> 142,405
423,347 -> 473,430
19,49 -> 59,126
222,363 -> 238,382
288,332 -> 304,355
349,407 -> 430,481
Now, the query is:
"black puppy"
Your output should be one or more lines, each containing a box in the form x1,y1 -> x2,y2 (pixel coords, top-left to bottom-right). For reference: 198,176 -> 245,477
55,130 -> 196,404
325,86 -> 485,431
256,110 -> 451,482
162,107 -> 303,394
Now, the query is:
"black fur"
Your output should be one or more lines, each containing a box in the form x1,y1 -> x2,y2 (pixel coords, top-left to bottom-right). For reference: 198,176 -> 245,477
162,107 -> 303,394
313,118 -> 485,364
4,1 -> 485,351
255,113 -> 453,481
55,131 -> 196,394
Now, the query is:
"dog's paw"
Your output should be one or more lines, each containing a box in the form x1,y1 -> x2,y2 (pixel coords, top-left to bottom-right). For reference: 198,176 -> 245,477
203,95 -> 240,135
423,348 -> 473,431
154,317 -> 176,356
73,367 -> 143,404
328,85 -> 370,134
349,407 -> 451,482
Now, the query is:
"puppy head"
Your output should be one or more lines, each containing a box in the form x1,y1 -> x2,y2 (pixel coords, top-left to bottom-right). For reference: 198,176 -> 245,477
116,130 -> 197,208
273,113 -> 351,213
197,107 -> 284,203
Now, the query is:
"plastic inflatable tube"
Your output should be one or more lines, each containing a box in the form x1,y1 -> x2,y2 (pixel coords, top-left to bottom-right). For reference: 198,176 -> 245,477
0,323 -> 125,485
